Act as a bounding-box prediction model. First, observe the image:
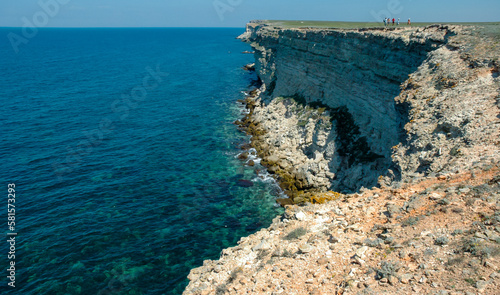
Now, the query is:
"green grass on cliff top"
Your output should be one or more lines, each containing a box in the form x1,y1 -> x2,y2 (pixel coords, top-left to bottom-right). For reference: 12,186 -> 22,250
261,20 -> 500,38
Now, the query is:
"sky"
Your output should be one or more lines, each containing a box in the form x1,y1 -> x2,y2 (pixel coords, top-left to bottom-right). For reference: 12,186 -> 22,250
0,0 -> 499,28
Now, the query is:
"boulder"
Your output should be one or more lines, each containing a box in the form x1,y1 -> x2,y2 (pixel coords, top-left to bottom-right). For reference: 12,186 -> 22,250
236,179 -> 254,188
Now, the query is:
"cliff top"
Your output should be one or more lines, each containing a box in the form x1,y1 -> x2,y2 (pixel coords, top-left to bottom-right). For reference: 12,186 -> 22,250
249,20 -> 500,40
251,19 -> 499,30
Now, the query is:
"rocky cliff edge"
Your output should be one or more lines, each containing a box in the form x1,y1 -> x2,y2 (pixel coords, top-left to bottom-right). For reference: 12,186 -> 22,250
184,22 -> 500,295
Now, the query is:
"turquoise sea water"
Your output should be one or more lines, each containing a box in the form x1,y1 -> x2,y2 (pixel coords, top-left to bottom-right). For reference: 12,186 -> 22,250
0,28 -> 283,294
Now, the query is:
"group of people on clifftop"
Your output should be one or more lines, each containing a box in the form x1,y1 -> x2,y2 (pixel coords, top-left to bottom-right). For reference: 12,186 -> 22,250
383,17 -> 411,26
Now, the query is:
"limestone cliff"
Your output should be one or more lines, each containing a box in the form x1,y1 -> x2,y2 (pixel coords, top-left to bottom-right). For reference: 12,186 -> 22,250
237,22 -> 500,193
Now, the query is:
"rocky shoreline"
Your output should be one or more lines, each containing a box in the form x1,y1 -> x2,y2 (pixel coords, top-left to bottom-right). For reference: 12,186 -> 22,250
235,89 -> 339,205
184,22 -> 500,294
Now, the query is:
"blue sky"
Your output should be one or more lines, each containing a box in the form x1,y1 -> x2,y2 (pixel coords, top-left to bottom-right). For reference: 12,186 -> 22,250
1,0 -> 498,27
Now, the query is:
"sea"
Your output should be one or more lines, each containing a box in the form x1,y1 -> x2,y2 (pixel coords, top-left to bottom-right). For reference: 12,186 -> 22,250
0,28 -> 284,294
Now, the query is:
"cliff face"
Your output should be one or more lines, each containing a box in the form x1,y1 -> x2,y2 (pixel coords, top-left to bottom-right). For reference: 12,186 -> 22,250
238,23 -> 500,192
183,23 -> 500,295
240,24 -> 444,158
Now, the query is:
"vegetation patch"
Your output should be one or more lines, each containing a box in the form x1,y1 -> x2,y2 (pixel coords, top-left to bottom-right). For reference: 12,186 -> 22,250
376,260 -> 400,279
461,238 -> 500,258
306,191 -> 344,204
283,227 -> 308,240
464,278 -> 476,286
446,256 -> 465,266
401,216 -> 420,227
435,236 -> 450,245
228,267 -> 243,283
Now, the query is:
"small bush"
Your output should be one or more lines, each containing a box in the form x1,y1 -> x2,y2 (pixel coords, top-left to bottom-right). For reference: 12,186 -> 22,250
257,249 -> 270,260
228,267 -> 243,283
435,236 -> 449,246
464,278 -> 476,286
281,249 -> 293,258
450,146 -> 463,157
364,238 -> 383,248
283,227 -> 307,240
446,256 -> 465,266
461,238 -> 500,258
461,238 -> 482,255
297,120 -> 308,127
424,247 -> 437,256
480,245 -> 500,258
478,213 -> 492,223
401,216 -> 420,227
472,221 -> 487,231
465,198 -> 476,207
376,261 -> 400,279
472,184 -> 492,195
438,198 -> 451,205
215,285 -> 227,295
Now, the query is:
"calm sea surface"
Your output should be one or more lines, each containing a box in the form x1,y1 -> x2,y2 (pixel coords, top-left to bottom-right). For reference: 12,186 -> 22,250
0,28 -> 283,294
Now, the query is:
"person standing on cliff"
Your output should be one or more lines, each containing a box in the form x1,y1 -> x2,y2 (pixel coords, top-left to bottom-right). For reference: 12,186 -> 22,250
397,18 -> 400,25
383,18 -> 387,26
392,18 -> 395,25
408,18 -> 411,26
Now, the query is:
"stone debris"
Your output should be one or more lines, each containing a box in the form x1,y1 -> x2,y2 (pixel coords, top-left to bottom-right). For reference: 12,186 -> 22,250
184,168 -> 500,295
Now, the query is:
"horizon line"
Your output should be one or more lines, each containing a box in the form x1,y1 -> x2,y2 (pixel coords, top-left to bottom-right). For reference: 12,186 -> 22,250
0,26 -> 247,29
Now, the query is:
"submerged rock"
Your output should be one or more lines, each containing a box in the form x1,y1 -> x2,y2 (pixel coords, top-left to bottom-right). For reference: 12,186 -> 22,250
276,198 -> 294,206
237,152 -> 249,160
243,63 -> 255,70
236,179 -> 254,188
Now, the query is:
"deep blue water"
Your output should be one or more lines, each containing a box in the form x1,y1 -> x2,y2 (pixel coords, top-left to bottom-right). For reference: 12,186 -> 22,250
0,28 -> 283,294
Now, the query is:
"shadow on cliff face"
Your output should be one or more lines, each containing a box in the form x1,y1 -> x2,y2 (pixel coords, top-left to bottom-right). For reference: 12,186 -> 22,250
331,107 -> 384,165
290,94 -> 389,193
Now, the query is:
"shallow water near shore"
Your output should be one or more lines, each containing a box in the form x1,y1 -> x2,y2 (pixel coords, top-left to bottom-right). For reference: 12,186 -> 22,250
0,28 -> 283,294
